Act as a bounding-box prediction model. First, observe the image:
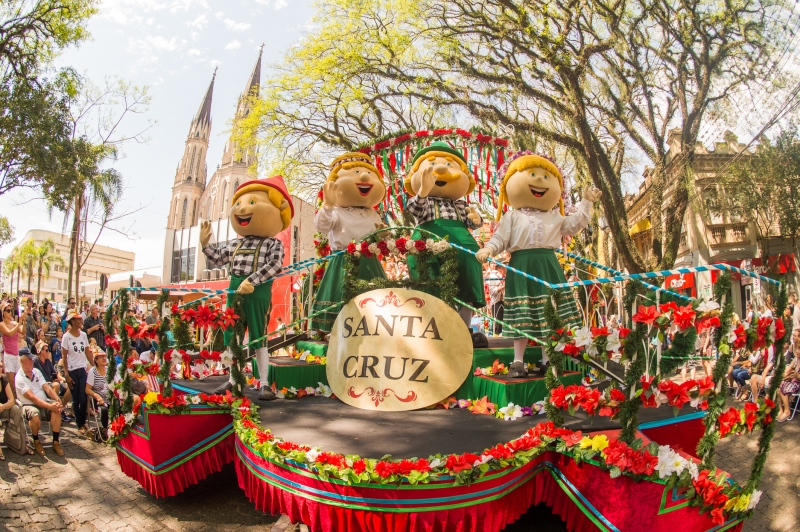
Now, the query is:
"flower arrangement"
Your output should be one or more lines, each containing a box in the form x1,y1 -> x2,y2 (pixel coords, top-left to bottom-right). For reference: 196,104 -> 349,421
169,304 -> 239,332
290,350 -> 327,365
345,237 -> 450,259
473,359 -> 508,376
274,383 -> 334,399
435,395 -> 547,419
717,399 -> 775,437
639,375 -> 717,412
549,384 -> 626,417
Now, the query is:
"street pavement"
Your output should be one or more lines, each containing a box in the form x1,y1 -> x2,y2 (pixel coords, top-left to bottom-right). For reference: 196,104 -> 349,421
1,413 -> 797,531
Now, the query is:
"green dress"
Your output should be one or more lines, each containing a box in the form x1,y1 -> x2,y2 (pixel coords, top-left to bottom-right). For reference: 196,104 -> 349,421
310,253 -> 386,333
503,248 -> 581,339
408,218 -> 486,307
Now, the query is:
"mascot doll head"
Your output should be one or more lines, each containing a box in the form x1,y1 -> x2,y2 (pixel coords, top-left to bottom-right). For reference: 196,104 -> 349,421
324,152 -> 385,208
497,153 -> 564,220
230,175 -> 294,238
405,141 -> 475,200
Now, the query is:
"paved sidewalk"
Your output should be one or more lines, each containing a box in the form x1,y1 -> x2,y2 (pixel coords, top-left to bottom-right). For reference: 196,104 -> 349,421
1,417 -> 797,531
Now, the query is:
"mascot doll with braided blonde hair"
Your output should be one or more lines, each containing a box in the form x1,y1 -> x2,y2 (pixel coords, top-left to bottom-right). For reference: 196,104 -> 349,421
476,152 -> 602,378
404,141 -> 485,335
200,175 -> 293,400
311,152 -> 388,334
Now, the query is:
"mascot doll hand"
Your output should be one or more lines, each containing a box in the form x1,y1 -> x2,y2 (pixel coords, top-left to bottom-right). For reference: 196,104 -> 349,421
199,220 -> 213,247
583,186 -> 602,203
475,248 -> 492,263
236,279 -> 255,295
322,181 -> 339,208
466,206 -> 481,225
374,221 -> 387,232
418,165 -> 436,198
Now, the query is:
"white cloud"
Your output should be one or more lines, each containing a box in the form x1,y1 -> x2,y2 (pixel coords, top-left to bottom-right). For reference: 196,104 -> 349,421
169,0 -> 210,13
224,39 -> 241,50
215,11 -> 225,20
190,31 -> 200,41
187,13 -> 208,29
255,0 -> 270,5
210,59 -> 221,67
153,76 -> 165,86
224,18 -> 251,32
187,48 -> 202,56
274,0 -> 287,9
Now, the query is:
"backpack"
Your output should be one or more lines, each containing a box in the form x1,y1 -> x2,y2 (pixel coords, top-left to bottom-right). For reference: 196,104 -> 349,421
2,408 -> 28,455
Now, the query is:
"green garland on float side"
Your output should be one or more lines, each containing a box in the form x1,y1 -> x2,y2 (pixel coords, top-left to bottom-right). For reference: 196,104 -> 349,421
154,290 -> 172,397
542,289 -> 565,427
103,301 -> 118,419
227,294 -> 247,396
117,289 -> 134,415
745,280 -> 788,493
616,281 -> 647,444
342,246 -> 459,308
696,273 -> 734,469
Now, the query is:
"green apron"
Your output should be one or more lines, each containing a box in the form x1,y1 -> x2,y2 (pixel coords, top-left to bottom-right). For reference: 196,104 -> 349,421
223,239 -> 275,379
408,218 -> 486,307
310,253 -> 386,333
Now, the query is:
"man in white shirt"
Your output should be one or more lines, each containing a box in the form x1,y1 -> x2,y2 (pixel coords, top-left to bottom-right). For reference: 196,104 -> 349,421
16,348 -> 63,456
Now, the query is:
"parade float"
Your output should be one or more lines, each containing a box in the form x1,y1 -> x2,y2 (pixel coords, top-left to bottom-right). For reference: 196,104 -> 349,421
103,128 -> 788,532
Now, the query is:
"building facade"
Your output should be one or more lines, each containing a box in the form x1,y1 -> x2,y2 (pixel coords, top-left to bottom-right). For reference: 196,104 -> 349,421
11,229 -> 135,303
161,51 -> 317,327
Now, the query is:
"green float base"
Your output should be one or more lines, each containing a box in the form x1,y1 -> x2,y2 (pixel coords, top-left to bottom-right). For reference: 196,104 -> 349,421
288,341 -> 585,406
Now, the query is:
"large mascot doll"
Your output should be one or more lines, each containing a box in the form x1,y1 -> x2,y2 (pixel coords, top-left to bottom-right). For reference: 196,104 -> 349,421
476,153 -> 601,378
200,175 -> 293,401
405,141 -> 485,333
311,152 -> 387,333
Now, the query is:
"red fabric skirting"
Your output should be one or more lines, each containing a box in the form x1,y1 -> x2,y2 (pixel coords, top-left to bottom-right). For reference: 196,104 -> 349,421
116,433 -> 234,498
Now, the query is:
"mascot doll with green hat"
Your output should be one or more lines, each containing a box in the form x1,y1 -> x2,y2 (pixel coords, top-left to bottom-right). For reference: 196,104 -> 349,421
405,141 -> 485,335
476,152 -> 601,378
311,152 -> 388,334
199,175 -> 293,401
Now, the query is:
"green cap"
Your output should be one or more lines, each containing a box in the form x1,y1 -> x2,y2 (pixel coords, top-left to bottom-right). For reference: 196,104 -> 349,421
411,141 -> 467,168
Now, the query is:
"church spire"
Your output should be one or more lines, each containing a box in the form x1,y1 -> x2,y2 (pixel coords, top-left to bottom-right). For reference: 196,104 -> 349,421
194,67 -> 216,125
243,45 -> 263,98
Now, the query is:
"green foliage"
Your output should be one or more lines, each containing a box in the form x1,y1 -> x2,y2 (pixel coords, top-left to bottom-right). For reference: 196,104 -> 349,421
228,295 -> 248,396
543,289 -> 565,427
154,290 -> 172,397
0,216 -> 13,247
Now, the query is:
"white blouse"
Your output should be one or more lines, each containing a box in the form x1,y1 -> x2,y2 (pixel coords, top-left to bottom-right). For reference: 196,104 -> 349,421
314,206 -> 383,250
484,199 -> 592,255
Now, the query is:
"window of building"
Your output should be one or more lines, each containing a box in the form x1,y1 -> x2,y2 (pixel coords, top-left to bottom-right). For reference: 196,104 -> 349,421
180,198 -> 188,227
191,199 -> 196,226
171,247 -> 196,283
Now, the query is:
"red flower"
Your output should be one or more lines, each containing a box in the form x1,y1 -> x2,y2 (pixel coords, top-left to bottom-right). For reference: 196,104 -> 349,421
641,392 -> 659,408
774,318 -> 786,340
146,364 -> 160,376
445,453 -> 479,473
697,400 -> 708,411
256,431 -> 274,444
618,327 -> 632,339
487,443 -> 514,460
696,315 -> 721,334
765,398 -> 775,410
181,308 -> 197,322
591,326 -> 610,337
756,316 -> 772,341
314,267 -> 325,281
375,461 -> 397,478
359,241 -> 373,258
194,305 -> 217,328
395,237 -> 408,254
658,380 -> 690,408
710,508 -> 725,526
110,415 -> 127,435
217,307 -> 239,329
659,301 -> 678,314
105,335 -> 120,351
562,431 -> 583,447
124,323 -> 137,338
562,343 -> 582,357
609,388 -> 626,402
346,242 -> 357,254
673,305 -> 696,330
732,324 -> 747,349
352,459 -> 367,475
695,376 -> 714,395
640,375 -> 654,391
744,401 -> 759,431
414,239 -> 426,251
718,407 -> 740,437
170,304 -> 183,318
632,305 -> 660,325
598,406 -> 616,417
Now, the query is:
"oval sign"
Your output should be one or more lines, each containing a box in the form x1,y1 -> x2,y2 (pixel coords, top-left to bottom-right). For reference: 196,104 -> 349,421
326,288 -> 474,411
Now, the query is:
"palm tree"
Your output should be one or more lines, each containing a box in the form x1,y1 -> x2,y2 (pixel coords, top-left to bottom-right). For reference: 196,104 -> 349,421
32,239 -> 64,301
3,247 -> 20,297
17,239 -> 37,294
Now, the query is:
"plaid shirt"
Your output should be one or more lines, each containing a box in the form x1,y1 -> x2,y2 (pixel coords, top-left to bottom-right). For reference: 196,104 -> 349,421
203,236 -> 284,286
406,195 -> 481,229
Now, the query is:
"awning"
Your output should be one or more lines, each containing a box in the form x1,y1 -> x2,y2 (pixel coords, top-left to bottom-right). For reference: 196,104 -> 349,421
714,253 -> 796,281
629,218 -> 651,236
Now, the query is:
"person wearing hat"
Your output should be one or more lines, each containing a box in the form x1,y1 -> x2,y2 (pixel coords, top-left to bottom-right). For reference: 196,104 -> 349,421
15,347 -> 64,456
311,152 -> 388,334
476,152 -> 602,377
1,300 -> 28,396
404,141 -> 485,330
62,309 -> 93,435
85,349 -> 109,435
200,175 -> 294,401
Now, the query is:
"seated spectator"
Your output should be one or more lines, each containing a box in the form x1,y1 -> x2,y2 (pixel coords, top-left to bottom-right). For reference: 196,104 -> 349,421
750,345 -> 776,399
731,349 -> 761,400
15,348 -> 64,456
778,330 -> 800,422
34,341 -> 73,422
0,357 -> 28,458
136,336 -> 156,363
85,351 -> 109,436
49,327 -> 63,364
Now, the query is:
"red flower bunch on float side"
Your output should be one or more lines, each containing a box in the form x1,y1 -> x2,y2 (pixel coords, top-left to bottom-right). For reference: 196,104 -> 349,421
549,384 -> 624,417
717,398 -> 775,437
601,439 -> 658,476
691,470 -> 730,525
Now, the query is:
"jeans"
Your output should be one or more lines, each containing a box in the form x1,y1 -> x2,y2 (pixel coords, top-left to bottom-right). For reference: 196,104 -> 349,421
732,367 -> 751,387
68,368 -> 88,428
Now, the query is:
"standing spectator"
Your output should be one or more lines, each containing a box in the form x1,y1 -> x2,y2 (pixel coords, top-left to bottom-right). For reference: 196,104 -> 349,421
16,348 -> 64,456
1,301 -> 27,396
40,302 -> 57,341
144,306 -> 159,326
789,292 -> 800,334
485,263 -> 506,335
61,297 -> 77,329
80,301 -> 90,320
0,356 -> 27,458
83,304 -> 106,350
85,350 -> 109,436
24,301 -> 38,348
62,309 -> 93,438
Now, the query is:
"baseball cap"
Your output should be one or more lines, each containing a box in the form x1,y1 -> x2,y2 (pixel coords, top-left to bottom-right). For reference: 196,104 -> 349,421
66,309 -> 83,322
18,347 -> 34,359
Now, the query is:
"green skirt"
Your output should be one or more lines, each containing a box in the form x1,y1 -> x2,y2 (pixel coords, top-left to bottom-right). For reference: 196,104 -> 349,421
224,274 -> 273,379
310,253 -> 386,333
408,218 -> 486,307
503,248 -> 581,339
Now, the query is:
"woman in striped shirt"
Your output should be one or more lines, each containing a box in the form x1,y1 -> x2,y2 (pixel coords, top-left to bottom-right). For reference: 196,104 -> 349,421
85,351 -> 109,435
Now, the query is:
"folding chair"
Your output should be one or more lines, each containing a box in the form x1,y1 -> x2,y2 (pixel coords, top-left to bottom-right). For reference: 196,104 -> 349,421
789,392 -> 800,421
88,397 -> 108,442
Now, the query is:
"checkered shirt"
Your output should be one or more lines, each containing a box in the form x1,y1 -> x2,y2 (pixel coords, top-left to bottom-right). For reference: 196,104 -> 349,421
406,195 -> 481,229
202,236 -> 284,286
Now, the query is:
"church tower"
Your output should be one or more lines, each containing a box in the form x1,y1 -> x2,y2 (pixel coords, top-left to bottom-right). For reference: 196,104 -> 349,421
167,69 -> 216,230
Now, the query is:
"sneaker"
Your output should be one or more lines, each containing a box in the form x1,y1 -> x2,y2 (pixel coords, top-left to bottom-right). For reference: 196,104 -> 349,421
33,440 -> 45,456
52,441 -> 64,456
61,412 -> 74,422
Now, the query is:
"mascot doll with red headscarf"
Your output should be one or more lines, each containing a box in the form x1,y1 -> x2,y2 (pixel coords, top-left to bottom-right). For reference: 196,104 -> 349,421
200,175 -> 293,401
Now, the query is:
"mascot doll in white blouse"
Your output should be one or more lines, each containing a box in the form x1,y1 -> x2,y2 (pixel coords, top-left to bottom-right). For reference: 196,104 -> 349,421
311,152 -> 387,334
476,153 -> 602,378
200,175 -> 293,400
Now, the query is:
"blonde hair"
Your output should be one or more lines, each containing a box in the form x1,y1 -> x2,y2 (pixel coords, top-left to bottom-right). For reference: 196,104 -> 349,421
328,152 -> 381,182
496,154 -> 564,221
265,187 -> 292,231
403,152 -> 474,195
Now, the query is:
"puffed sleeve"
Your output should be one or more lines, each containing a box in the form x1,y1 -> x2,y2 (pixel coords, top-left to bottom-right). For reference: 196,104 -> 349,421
560,199 -> 592,236
314,205 -> 339,234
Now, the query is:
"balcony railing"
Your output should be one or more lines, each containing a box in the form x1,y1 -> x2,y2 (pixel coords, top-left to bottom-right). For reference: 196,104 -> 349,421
709,224 -> 749,247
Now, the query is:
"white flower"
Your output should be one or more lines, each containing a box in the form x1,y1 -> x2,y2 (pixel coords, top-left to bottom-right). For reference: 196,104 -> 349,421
425,238 -> 435,249
473,454 -> 492,467
697,300 -> 720,313
499,402 -> 523,421
275,390 -> 286,399
606,330 -> 622,353
386,240 -> 396,251
190,395 -> 202,404
586,343 -> 599,357
747,490 -> 762,510
431,240 -> 450,254
405,240 -> 415,252
573,326 -> 593,348
288,386 -> 298,395
305,449 -> 320,463
118,389 -> 128,401
317,382 -> 333,397
726,325 -> 737,344
655,445 -> 688,479
686,461 -> 699,480
124,413 -> 136,425
429,457 -> 442,469
354,251 -> 361,258
170,349 -> 182,364
368,243 -> 379,255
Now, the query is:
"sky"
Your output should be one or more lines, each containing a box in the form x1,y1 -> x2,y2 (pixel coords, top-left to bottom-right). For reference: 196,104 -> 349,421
0,0 -> 315,269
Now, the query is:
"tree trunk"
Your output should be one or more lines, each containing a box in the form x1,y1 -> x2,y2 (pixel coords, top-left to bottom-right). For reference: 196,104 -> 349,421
36,264 -> 42,302
8,269 -> 13,297
68,194 -> 83,302
15,267 -> 20,295
26,265 -> 32,293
